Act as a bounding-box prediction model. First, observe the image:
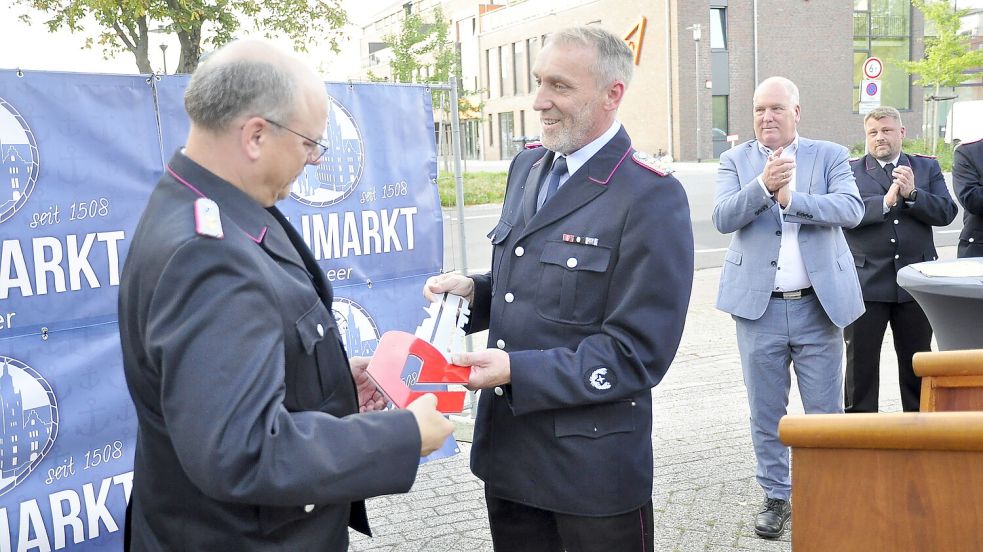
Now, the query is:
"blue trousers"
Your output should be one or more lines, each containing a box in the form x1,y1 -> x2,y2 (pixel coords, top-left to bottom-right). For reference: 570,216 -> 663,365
734,293 -> 844,501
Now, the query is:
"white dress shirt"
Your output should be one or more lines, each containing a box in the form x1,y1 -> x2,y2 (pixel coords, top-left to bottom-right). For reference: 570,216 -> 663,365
756,136 -> 811,292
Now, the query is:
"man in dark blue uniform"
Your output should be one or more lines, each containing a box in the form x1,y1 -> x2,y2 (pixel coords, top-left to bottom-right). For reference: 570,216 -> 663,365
425,27 -> 693,552
843,106 -> 957,412
954,137 -> 983,258
118,39 -> 452,551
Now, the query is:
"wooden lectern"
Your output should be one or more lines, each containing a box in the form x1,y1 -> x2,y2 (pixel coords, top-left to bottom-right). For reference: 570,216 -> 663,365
779,413 -> 983,551
914,349 -> 983,412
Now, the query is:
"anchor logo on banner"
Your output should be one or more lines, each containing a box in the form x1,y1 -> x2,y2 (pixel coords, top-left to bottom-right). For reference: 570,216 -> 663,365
0,97 -> 40,225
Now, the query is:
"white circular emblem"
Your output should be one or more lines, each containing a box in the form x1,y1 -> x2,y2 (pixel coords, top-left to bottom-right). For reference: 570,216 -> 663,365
0,96 -> 40,224
291,95 -> 364,207
332,297 -> 380,357
588,368 -> 612,391
0,356 -> 58,497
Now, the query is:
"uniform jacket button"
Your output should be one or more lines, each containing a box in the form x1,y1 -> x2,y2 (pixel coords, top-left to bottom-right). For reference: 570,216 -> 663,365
304,504 -> 315,513
496,339 -> 506,349
566,257 -> 578,268
494,386 -> 504,396
316,324 -> 324,337
893,219 -> 899,225
515,246 -> 525,257
505,292 -> 515,303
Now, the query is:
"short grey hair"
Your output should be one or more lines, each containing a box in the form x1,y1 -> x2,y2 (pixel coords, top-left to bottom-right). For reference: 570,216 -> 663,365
864,106 -> 903,126
184,57 -> 297,131
753,76 -> 799,107
546,26 -> 634,88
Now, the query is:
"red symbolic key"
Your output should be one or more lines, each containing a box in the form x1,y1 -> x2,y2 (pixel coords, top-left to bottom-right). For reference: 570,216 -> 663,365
365,331 -> 471,413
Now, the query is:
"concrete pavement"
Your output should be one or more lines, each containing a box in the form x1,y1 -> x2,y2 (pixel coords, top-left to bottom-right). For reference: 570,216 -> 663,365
349,244 -> 951,551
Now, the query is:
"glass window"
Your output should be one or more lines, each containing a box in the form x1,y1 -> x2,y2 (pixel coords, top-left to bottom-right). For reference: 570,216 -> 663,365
528,37 -> 541,92
499,112 -> 515,158
712,95 -> 729,135
852,0 -> 911,111
514,41 -> 526,95
710,8 -> 727,49
500,45 -> 513,97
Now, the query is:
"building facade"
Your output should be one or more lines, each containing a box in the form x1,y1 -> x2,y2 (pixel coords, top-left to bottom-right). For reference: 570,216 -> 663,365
358,1 -> 983,161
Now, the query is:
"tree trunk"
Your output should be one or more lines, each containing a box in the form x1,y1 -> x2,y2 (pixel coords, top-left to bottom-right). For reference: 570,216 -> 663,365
176,24 -> 203,74
931,84 -> 941,153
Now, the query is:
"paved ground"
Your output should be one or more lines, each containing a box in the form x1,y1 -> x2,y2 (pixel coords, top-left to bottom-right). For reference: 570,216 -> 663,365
349,245 -> 957,551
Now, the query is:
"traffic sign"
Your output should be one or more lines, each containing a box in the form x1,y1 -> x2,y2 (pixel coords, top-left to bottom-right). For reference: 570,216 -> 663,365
863,57 -> 883,79
859,78 -> 882,114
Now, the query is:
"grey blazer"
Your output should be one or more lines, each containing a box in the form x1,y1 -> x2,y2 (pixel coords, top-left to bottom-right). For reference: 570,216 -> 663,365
713,137 -> 865,328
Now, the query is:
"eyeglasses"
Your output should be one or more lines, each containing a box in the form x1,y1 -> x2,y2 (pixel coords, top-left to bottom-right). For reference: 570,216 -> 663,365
263,118 -> 329,162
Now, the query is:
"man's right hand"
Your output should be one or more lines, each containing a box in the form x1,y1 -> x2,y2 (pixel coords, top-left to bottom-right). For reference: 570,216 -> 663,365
406,394 -> 455,456
424,273 -> 475,304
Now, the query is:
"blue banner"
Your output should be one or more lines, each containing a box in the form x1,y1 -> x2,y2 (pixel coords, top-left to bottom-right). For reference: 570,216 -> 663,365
0,70 -> 444,550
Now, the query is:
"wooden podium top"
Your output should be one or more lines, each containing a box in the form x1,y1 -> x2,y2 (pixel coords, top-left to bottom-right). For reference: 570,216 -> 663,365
914,349 -> 983,377
779,412 -> 983,451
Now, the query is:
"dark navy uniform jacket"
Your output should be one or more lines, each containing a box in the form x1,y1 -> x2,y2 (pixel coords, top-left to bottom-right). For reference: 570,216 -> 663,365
467,127 -> 694,516
954,139 -> 983,258
118,152 -> 421,551
845,152 -> 957,302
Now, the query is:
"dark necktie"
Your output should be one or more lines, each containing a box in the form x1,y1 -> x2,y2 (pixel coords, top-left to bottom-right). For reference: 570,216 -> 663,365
538,155 -> 568,210
884,162 -> 895,184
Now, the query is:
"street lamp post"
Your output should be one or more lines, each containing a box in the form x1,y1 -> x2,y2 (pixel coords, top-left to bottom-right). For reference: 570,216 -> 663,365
686,24 -> 702,162
160,44 -> 169,74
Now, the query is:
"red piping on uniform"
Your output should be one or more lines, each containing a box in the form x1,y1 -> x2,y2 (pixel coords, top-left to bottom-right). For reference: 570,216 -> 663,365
639,509 -> 647,552
167,164 -> 268,243
166,165 -> 206,197
246,227 -> 267,244
589,145 -> 631,185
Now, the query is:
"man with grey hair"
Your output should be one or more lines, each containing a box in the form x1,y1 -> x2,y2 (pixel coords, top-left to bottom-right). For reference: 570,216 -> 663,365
425,26 -> 693,551
118,39 -> 453,551
844,106 -> 956,413
713,76 -> 865,538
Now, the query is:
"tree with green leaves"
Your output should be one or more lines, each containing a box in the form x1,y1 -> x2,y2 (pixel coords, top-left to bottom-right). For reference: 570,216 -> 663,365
15,0 -> 347,74
901,0 -> 983,151
374,6 -> 482,168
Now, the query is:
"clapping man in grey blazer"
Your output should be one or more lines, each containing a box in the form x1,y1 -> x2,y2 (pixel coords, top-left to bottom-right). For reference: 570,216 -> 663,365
713,76 -> 864,539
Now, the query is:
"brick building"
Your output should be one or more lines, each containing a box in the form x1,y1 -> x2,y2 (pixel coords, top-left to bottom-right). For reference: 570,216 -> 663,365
358,1 -> 981,161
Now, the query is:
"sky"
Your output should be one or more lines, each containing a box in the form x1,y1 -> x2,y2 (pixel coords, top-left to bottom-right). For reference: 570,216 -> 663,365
0,0 -> 382,79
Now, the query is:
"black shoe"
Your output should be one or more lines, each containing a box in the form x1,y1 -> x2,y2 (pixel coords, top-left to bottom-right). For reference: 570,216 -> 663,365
754,497 -> 790,538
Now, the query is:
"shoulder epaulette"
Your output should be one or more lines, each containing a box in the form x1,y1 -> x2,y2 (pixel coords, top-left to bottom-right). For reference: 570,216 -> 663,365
631,150 -> 670,176
910,152 -> 938,159
956,137 -> 983,148
524,141 -> 543,149
849,157 -> 862,163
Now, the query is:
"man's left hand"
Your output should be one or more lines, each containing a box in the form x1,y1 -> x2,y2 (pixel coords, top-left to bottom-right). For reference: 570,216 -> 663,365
892,165 -> 916,199
775,185 -> 790,209
452,349 -> 511,390
350,356 -> 388,412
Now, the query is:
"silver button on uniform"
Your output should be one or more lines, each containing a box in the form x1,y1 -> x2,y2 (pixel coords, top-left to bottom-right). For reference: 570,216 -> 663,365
316,324 -> 324,337
505,292 -> 515,303
515,246 -> 525,257
304,504 -> 315,513
496,339 -> 506,349
494,386 -> 504,396
566,257 -> 578,268
893,219 -> 899,225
